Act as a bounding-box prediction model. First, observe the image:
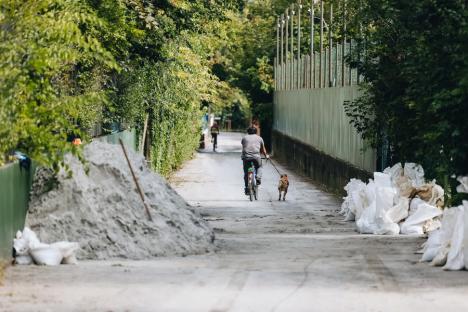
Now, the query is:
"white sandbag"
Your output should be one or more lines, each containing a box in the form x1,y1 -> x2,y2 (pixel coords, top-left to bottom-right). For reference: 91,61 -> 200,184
464,201 -> 468,270
22,227 -> 41,249
400,203 -> 442,235
388,197 -> 410,224
356,202 -> 377,234
374,172 -> 392,188
409,198 -> 425,216
13,236 -> 29,256
431,245 -> 450,266
421,230 -> 442,262
51,241 -> 79,265
62,254 -> 78,265
14,255 -> 33,265
373,187 -> 400,235
444,206 -> 465,270
350,185 -> 371,220
424,218 -> 442,233
344,210 -> 355,222
404,163 -> 425,187
395,175 -> 414,198
30,245 -> 63,266
341,179 -> 367,221
383,163 -> 403,185
456,176 -> 468,193
429,207 -> 462,266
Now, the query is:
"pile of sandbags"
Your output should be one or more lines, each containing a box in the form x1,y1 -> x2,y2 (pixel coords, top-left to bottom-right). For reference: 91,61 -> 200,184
340,163 -> 444,235
13,227 -> 79,266
419,176 -> 467,271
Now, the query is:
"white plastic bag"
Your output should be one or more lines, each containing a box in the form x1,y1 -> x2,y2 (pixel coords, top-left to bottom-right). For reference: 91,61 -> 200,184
374,172 -> 393,188
456,176 -> 468,193
444,207 -> 465,270
387,197 -> 410,224
51,241 -> 79,265
30,245 -> 63,266
356,202 -> 377,234
404,163 -> 425,187
383,163 -> 403,186
421,230 -> 442,262
14,255 -> 33,265
400,203 -> 442,235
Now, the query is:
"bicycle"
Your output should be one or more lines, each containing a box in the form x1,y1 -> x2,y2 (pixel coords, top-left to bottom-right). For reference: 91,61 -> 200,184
246,157 -> 267,201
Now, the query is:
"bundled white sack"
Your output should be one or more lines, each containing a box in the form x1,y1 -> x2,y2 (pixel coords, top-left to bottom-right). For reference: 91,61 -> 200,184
373,185 -> 400,235
13,227 -> 79,266
404,163 -> 425,187
420,229 -> 442,262
400,203 -> 442,235
383,163 -> 403,185
456,176 -> 468,193
30,245 -> 63,266
356,201 -> 378,234
443,205 -> 465,270
341,179 -> 367,221
51,241 -> 80,264
387,197 -> 410,224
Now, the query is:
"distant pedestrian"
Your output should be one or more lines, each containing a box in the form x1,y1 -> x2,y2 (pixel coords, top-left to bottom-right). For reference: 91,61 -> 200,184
211,121 -> 220,151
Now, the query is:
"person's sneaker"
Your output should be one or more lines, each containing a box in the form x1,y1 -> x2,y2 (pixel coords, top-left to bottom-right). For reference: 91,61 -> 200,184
256,178 -> 261,185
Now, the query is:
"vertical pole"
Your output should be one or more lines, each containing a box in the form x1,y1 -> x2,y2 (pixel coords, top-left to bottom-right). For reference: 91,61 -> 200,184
342,0 -> 347,86
297,1 -> 302,89
328,3 -> 333,87
335,42 -> 338,87
285,9 -> 289,90
319,0 -> 324,88
281,14 -> 284,90
349,39 -> 353,85
276,17 -> 280,91
290,4 -> 294,90
310,1 -> 315,88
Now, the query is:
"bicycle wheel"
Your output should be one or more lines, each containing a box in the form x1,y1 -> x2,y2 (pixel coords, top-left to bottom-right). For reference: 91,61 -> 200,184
248,174 -> 254,201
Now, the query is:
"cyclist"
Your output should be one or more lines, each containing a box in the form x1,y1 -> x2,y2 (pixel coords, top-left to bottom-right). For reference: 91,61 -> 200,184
210,121 -> 220,151
241,126 -> 269,195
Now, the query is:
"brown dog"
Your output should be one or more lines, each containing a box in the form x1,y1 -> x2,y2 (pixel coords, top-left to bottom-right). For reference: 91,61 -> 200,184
278,174 -> 289,201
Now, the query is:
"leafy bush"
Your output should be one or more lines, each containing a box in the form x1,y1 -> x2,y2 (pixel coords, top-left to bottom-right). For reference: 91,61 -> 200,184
345,0 -> 468,203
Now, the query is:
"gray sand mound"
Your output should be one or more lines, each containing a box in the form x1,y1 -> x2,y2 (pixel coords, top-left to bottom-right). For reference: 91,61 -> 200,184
27,141 -> 214,260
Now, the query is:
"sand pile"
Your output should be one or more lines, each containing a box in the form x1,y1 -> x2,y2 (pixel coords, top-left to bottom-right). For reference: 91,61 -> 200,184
27,141 -> 214,260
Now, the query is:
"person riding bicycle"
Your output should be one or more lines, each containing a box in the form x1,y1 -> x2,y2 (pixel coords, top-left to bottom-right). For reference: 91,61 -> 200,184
241,126 -> 269,195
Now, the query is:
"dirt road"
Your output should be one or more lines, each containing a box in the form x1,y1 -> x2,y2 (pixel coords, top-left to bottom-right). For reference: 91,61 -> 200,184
1,132 -> 467,311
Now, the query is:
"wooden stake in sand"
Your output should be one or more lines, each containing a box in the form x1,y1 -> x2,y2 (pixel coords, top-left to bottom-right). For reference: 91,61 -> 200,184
119,138 -> 153,221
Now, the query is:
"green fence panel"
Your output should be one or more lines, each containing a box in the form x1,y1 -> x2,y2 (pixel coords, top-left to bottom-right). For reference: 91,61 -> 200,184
274,86 -> 376,172
0,163 -> 36,259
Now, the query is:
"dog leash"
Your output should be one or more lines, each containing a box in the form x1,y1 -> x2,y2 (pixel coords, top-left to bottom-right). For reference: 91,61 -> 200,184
268,158 -> 283,176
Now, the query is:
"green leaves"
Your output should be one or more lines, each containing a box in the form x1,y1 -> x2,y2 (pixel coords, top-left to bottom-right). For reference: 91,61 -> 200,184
0,0 -> 116,166
345,0 -> 468,204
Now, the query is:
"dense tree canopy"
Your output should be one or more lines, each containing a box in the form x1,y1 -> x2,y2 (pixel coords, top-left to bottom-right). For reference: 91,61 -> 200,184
0,0 -> 277,173
344,0 -> 468,202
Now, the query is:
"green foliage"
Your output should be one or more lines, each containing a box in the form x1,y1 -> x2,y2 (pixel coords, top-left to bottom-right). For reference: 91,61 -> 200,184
0,0 -> 117,166
344,0 -> 468,204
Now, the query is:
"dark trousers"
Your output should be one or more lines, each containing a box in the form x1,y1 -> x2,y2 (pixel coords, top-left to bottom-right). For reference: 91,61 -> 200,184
211,133 -> 218,147
243,158 -> 262,188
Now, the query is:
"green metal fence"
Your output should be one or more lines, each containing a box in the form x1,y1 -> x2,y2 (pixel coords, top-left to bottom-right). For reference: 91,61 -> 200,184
274,86 -> 376,172
0,129 -> 138,260
0,163 -> 36,259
